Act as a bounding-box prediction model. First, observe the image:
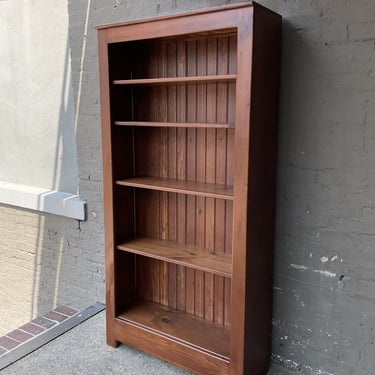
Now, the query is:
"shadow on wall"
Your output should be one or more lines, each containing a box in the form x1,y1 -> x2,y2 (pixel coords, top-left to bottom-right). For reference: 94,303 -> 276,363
31,35 -> 79,318
271,7 -> 375,372
271,19 -> 335,371
29,0 -> 96,319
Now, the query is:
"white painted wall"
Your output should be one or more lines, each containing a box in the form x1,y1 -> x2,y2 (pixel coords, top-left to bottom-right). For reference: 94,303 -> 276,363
0,0 -> 78,194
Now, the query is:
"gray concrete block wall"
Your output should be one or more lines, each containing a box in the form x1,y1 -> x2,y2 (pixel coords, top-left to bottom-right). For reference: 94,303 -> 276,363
264,0 -> 375,374
1,0 -> 375,373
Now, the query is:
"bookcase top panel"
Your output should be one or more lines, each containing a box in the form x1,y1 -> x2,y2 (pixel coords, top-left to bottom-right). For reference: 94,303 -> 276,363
96,3 -> 253,30
96,3 -> 258,44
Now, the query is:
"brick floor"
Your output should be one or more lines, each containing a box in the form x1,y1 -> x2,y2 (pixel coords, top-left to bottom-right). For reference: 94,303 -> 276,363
44,311 -> 68,322
31,317 -> 57,329
0,336 -> 20,350
7,329 -> 33,343
54,306 -> 78,316
0,305 -> 79,359
19,322 -> 45,335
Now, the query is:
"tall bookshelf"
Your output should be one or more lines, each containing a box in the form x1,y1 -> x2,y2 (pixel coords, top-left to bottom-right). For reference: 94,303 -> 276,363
97,3 -> 281,374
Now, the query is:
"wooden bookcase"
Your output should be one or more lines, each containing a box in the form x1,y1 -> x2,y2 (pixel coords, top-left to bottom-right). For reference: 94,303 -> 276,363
97,3 -> 281,374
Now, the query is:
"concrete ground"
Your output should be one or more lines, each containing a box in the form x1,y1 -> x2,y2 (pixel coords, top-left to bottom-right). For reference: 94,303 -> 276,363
1,310 -> 293,375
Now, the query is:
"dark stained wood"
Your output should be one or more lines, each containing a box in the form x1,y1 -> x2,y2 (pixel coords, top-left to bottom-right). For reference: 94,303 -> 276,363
176,39 -> 187,313
224,33 -> 236,330
116,177 -> 233,200
113,74 -> 236,85
157,43 -> 169,308
104,7 -> 243,44
228,5 -> 254,373
114,121 -> 232,128
113,313 -> 230,375
214,33 -> 229,327
117,237 -> 232,278
195,37 -> 207,321
117,300 -> 230,360
96,3 -> 251,30
166,40 -> 178,311
242,4 -> 282,374
204,35 -> 217,324
98,3 -> 281,374
185,39 -> 197,316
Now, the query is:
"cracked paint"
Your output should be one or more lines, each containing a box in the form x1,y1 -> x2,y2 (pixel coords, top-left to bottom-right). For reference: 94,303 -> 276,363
290,264 -> 336,278
272,354 -> 335,375
290,263 -> 308,271
313,269 -> 336,278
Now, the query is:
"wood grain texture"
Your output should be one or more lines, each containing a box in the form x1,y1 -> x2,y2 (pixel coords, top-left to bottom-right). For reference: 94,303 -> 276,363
113,74 -> 236,85
113,315 -> 229,375
242,5 -> 282,374
114,121 -> 232,128
98,3 -> 281,374
116,177 -> 233,199
96,3 -> 251,30
117,237 -> 232,277
186,40 -> 197,316
117,300 -> 230,360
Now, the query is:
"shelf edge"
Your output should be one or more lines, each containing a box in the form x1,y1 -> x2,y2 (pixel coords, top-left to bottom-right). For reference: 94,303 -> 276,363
112,74 -> 236,85
117,237 -> 232,278
114,121 -> 233,128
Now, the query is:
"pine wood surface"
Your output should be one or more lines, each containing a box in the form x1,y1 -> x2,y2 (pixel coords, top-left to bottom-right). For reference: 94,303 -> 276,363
117,237 -> 232,277
98,3 -> 281,374
116,177 -> 233,200
117,300 -> 230,360
113,74 -> 236,85
114,121 -> 233,128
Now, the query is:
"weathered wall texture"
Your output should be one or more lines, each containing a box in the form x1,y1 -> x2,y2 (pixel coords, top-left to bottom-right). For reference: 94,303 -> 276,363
68,0 -> 375,373
264,1 -> 375,374
1,0 -> 375,373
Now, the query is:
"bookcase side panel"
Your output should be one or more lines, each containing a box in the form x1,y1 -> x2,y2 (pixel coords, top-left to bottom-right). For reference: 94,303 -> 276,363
243,6 -> 282,374
229,6 -> 254,375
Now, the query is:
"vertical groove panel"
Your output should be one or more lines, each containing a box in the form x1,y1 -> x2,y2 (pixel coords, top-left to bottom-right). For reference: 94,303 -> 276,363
176,41 -> 187,312
167,41 -> 177,309
228,36 -> 237,126
204,37 -> 217,322
186,39 -> 197,315
158,42 -> 169,306
195,38 -> 207,319
214,36 -> 229,325
225,35 -> 237,327
149,46 -> 161,305
130,35 -> 236,326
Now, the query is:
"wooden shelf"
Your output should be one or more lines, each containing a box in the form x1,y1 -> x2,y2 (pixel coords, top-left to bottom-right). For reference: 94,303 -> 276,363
114,121 -> 234,128
98,4 -> 281,373
116,177 -> 233,200
112,74 -> 236,86
117,300 -> 230,361
117,237 -> 232,278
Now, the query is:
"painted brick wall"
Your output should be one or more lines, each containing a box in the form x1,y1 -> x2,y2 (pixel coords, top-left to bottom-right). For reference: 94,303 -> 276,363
263,1 -> 375,374
1,0 -> 375,373
68,0 -> 375,373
